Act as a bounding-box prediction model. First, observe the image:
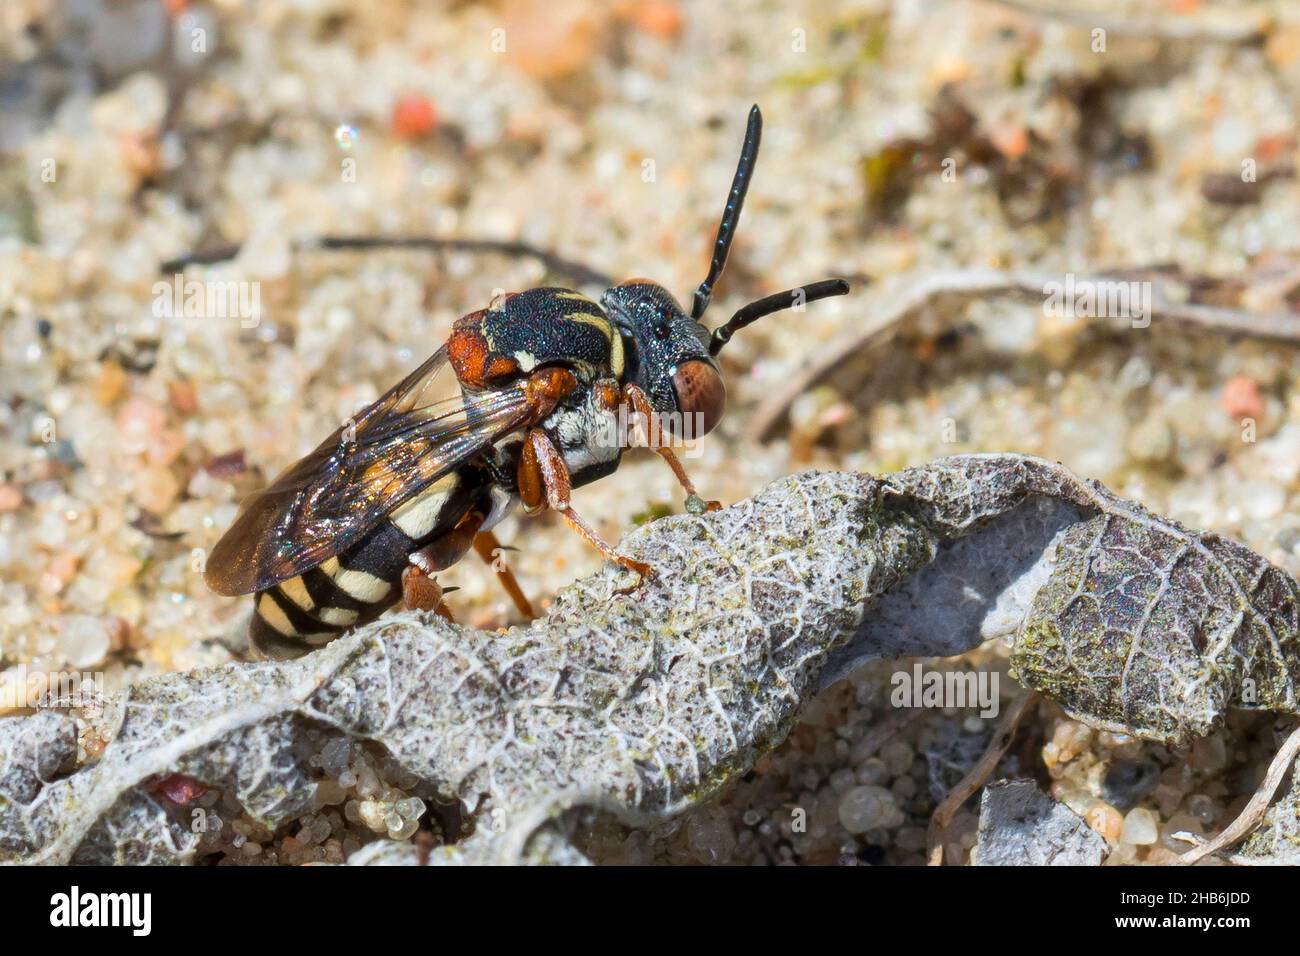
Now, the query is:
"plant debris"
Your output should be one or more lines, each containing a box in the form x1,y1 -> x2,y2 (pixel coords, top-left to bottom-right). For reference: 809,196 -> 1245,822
973,779 -> 1108,866
3,454 -> 1297,865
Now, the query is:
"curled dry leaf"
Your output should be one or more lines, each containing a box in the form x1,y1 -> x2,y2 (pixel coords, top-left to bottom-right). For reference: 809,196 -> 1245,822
1,454 -> 1296,864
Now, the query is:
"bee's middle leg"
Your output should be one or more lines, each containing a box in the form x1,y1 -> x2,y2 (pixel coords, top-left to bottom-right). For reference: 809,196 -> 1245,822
518,427 -> 653,591
402,509 -> 486,620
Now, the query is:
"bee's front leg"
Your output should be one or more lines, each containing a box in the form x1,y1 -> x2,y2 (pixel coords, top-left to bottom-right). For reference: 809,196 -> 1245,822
518,427 -> 653,592
621,383 -> 722,514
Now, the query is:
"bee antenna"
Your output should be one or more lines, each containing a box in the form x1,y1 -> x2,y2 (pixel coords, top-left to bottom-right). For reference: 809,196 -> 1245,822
709,279 -> 850,356
691,105 -> 763,321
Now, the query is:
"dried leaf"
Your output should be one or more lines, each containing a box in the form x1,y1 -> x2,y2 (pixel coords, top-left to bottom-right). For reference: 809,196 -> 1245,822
2,454 -> 1295,864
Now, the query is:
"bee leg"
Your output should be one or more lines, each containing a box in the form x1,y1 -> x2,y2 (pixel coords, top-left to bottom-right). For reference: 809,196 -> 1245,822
519,428 -> 654,592
403,510 -> 487,620
400,564 -> 454,621
472,529 -> 537,619
622,383 -> 722,513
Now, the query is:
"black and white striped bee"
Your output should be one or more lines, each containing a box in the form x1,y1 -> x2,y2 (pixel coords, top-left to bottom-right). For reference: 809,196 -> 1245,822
204,106 -> 849,659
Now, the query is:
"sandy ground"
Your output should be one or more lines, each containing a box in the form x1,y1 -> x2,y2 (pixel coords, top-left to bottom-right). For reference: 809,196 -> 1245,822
2,0 -> 1300,864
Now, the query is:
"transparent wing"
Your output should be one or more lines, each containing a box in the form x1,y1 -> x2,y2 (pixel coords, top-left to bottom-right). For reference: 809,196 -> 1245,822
204,347 -> 535,595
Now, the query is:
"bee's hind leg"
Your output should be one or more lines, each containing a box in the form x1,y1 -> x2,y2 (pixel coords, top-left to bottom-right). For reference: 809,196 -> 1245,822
472,529 -> 536,620
402,509 -> 487,621
401,564 -> 454,621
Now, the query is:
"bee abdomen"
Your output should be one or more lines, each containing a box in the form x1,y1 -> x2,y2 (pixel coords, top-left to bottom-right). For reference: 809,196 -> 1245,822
249,475 -> 476,660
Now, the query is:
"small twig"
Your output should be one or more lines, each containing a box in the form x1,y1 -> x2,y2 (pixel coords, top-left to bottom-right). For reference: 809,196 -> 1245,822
160,235 -> 616,289
1177,720 -> 1300,866
978,0 -> 1269,43
746,268 -> 1300,442
927,692 -> 1037,866
1169,831 -> 1274,866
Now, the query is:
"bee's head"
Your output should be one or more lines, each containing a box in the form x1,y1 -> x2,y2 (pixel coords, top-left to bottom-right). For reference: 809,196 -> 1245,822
605,105 -> 851,440
601,279 -> 726,438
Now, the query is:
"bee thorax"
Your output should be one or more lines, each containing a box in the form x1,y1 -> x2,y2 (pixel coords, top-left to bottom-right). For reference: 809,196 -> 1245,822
542,384 -> 624,487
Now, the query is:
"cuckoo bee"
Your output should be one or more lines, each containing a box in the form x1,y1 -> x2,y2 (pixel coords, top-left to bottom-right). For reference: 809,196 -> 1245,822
205,105 -> 849,659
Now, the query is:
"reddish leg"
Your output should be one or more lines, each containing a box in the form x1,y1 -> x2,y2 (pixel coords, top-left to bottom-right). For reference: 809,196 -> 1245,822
401,565 -> 454,621
622,383 -> 721,513
402,510 -> 486,619
403,366 -> 588,615
473,529 -> 537,619
518,428 -> 653,590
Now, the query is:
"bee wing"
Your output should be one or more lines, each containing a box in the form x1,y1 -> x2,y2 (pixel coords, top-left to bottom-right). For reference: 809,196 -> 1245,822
204,347 -> 536,595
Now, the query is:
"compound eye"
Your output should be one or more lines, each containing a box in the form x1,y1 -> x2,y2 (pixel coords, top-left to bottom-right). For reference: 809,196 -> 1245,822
670,360 -> 726,437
